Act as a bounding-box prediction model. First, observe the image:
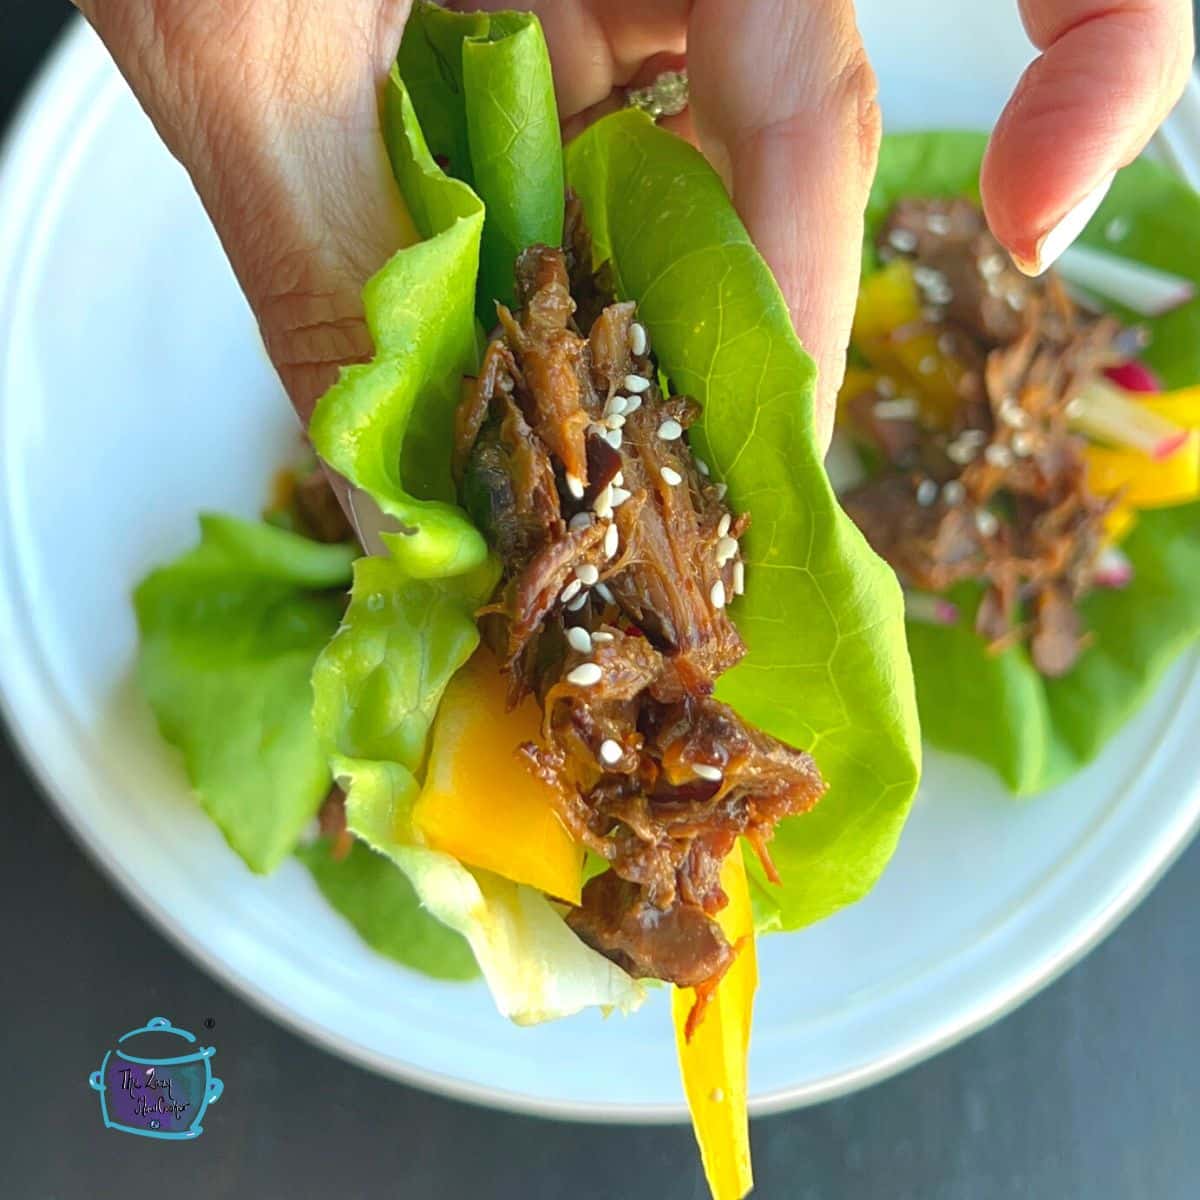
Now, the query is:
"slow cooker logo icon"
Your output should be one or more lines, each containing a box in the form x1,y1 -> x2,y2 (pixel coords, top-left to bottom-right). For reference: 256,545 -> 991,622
88,1016 -> 224,1140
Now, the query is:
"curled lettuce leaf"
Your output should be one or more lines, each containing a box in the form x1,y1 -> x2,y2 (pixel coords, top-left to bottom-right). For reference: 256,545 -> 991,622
566,111 -> 922,930
868,131 -> 1200,792
134,516 -> 355,871
398,0 -> 564,312
297,838 -> 479,981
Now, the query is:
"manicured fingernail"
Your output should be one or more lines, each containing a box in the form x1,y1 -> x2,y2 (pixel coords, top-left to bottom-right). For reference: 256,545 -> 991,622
1012,171 -> 1115,277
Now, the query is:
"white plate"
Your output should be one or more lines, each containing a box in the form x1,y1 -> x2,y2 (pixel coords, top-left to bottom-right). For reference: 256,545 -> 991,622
3,13 -> 1200,1122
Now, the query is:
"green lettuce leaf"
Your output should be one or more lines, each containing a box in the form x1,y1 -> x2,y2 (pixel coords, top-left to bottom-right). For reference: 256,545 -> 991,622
134,516 -> 355,871
566,111 -> 922,930
866,131 -> 1200,792
308,73 -> 487,580
398,0 -> 563,312
296,838 -> 479,981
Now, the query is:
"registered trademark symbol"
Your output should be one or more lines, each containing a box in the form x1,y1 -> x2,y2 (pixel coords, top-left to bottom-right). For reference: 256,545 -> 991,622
203,1017 -> 215,1029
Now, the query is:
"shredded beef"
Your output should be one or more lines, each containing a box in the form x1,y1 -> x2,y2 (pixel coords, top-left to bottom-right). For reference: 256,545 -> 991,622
844,197 -> 1124,676
455,212 -> 826,995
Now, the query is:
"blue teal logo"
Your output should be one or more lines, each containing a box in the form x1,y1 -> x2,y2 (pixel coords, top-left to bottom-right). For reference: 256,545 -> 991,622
88,1016 -> 223,1139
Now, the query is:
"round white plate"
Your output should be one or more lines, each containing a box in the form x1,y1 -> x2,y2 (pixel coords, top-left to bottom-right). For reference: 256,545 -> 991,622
3,14 -> 1200,1122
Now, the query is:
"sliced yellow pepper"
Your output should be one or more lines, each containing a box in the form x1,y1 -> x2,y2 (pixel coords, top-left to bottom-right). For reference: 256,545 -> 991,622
413,651 -> 583,904
1085,430 -> 1200,509
837,366 -> 880,411
852,259 -> 921,344
1102,503 -> 1138,545
1142,386 -> 1200,429
672,849 -> 757,1200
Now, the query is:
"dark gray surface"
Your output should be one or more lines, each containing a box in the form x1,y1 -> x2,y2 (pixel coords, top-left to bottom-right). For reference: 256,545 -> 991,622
3,5 -> 1199,1198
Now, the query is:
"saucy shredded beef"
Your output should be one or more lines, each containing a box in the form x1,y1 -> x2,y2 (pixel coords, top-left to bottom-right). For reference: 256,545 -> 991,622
454,206 -> 826,995
842,197 -> 1126,676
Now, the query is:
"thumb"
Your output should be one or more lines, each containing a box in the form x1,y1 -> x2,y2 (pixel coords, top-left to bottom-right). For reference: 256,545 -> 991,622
982,0 -> 1194,276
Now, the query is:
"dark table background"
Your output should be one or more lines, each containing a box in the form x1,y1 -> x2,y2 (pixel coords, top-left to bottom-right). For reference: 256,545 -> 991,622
3,5 -> 1198,1197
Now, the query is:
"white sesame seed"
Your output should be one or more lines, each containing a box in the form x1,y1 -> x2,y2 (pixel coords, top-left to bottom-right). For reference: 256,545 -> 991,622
927,213 -> 951,236
961,429 -> 988,446
575,563 -> 600,586
710,579 -> 726,609
1065,397 -> 1084,419
1012,431 -> 1035,457
660,466 -> 683,487
1105,216 -> 1130,243
1006,290 -> 1026,312
985,443 -> 1013,468
873,398 -> 919,420
980,253 -> 1004,279
610,486 -> 632,507
605,413 -> 626,431
604,394 -> 628,418
599,738 -> 623,766
942,480 -> 966,506
975,509 -> 999,537
594,582 -> 615,604
916,478 -> 939,507
592,484 -> 613,515
623,395 -> 642,414
568,512 -> 592,532
593,499 -> 613,521
732,560 -> 745,596
565,473 -> 585,500
623,374 -> 651,394
876,376 -> 897,398
716,535 -> 739,564
714,483 -> 728,501
998,400 -> 1028,429
717,513 -> 732,538
591,631 -> 614,643
629,322 -> 648,356
695,458 -> 710,477
613,471 -> 624,487
604,523 -> 620,559
565,590 -> 589,612
918,355 -> 938,376
693,763 -> 723,782
946,439 -> 977,465
937,333 -> 956,356
888,228 -> 918,253
566,626 -> 593,654
560,578 -> 582,604
928,281 -> 954,305
657,419 -> 683,441
566,662 -> 603,687
604,428 -> 623,450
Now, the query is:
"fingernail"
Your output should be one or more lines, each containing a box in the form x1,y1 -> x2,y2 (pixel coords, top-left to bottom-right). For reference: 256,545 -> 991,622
1012,171 -> 1115,277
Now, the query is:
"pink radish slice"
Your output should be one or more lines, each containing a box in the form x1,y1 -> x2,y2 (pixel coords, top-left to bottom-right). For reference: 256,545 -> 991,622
1103,361 -> 1162,394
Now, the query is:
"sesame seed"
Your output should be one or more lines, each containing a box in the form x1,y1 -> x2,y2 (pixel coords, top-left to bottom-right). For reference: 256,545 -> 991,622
717,513 -> 732,538
605,413 -> 626,430
913,265 -> 946,290
946,439 -> 978,465
593,483 -> 613,515
605,394 -> 628,418
565,472 -> 585,499
591,631 -> 614,644
927,213 -> 951,236
1065,397 -> 1084,419
999,400 -> 1028,429
560,578 -> 582,604
660,466 -> 683,487
568,512 -> 592,532
657,419 -> 683,441
916,478 -> 939,507
604,523 -> 620,558
985,443 -> 1013,468
595,582 -> 615,604
873,398 -> 919,420
566,662 -> 603,687
695,458 -> 711,477
716,535 -> 739,564
575,563 -> 600,586
629,322 -> 648,356
942,480 -> 966,506
732,560 -> 745,596
565,590 -> 589,612
566,626 -> 593,654
980,253 -> 1005,279
714,483 -> 728,501
961,429 -> 988,446
623,374 -> 651,394
937,333 -> 956,356
975,509 -> 999,537
613,471 -> 624,487
1105,216 -> 1130,243
710,579 -> 726,609
599,739 -> 623,766
604,428 -> 623,450
1006,290 -> 1026,312
623,395 -> 642,414
693,763 -> 723,782
876,376 -> 897,398
610,486 -> 632,507
888,228 -> 918,253
928,282 -> 954,305
1012,431 -> 1035,457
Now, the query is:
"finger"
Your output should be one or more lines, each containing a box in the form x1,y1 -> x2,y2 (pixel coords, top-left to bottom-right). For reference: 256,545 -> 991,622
982,0 -> 1194,275
687,0 -> 881,449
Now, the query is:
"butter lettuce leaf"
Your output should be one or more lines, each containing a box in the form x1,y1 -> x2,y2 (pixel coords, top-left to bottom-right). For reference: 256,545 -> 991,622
567,111 -> 922,930
134,516 -> 355,871
867,131 -> 1200,792
398,1 -> 563,312
296,838 -> 479,981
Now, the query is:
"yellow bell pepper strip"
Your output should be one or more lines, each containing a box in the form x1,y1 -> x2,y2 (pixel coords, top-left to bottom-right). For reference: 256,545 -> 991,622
1085,429 -> 1200,509
852,259 -> 921,344
672,848 -> 757,1200
1141,386 -> 1200,429
837,366 -> 880,413
1102,503 -> 1138,545
413,652 -> 583,904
